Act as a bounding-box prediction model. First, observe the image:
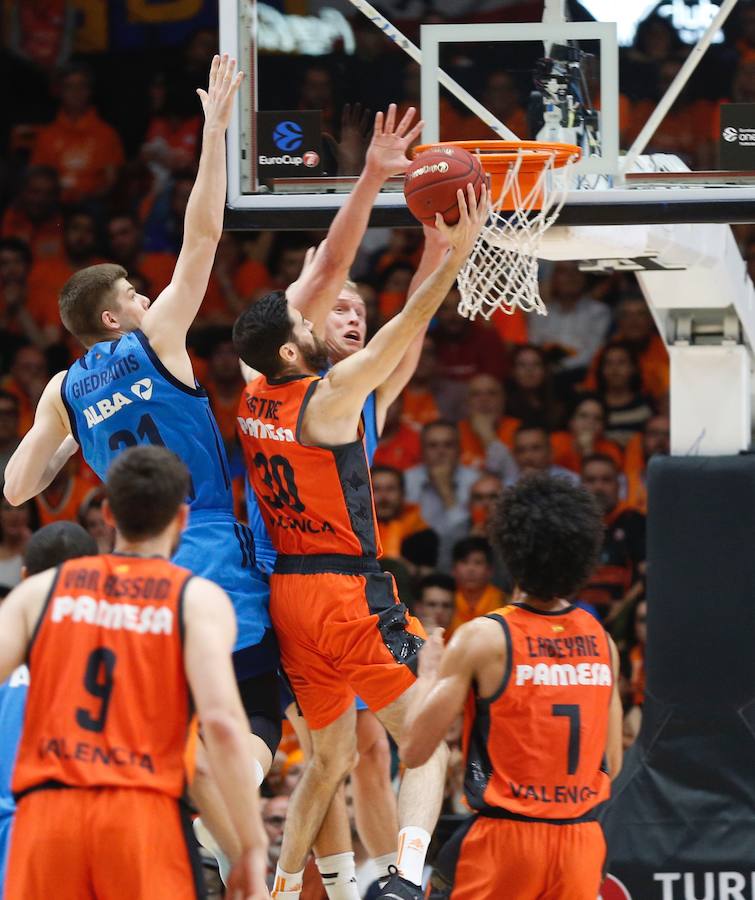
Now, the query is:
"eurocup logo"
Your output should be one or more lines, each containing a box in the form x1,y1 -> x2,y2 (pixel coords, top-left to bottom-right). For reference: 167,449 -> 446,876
723,127 -> 738,142
600,875 -> 632,899
273,121 -> 304,151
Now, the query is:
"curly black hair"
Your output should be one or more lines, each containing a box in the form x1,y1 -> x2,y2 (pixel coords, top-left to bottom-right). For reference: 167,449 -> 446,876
490,474 -> 603,601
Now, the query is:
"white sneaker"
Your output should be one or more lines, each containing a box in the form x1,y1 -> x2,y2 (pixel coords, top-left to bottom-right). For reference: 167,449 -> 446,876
193,817 -> 232,885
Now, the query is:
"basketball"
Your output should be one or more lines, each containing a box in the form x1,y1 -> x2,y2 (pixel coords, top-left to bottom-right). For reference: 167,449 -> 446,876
404,146 -> 484,227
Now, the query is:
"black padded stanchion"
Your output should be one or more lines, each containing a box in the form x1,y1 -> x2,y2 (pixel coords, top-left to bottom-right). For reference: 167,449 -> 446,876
601,455 -> 755,900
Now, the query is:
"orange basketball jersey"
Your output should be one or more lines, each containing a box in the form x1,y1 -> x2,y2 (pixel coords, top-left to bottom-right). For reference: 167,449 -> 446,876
238,375 -> 382,557
13,555 -> 194,799
463,603 -> 612,820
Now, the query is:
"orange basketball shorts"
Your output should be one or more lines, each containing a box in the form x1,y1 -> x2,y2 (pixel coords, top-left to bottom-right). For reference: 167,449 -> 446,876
428,814 -> 606,900
5,787 -> 203,900
270,561 -> 425,729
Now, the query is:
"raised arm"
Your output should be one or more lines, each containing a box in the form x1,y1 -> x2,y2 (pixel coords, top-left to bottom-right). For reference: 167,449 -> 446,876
400,619 -> 497,769
286,104 -> 424,335
305,184 -> 486,439
4,372 -> 78,506
142,55 -> 243,359
183,577 -> 268,899
374,225 -> 449,428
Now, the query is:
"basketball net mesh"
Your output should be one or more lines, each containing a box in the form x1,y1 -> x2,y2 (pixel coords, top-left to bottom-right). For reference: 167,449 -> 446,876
456,150 -> 576,319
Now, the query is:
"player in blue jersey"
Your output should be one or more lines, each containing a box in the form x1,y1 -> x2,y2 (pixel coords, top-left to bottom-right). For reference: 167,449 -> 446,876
0,521 -> 97,893
242,218 -> 449,898
3,55 -> 271,868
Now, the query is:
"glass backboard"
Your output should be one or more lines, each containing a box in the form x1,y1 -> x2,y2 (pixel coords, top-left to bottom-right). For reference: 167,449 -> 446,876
220,0 -> 755,230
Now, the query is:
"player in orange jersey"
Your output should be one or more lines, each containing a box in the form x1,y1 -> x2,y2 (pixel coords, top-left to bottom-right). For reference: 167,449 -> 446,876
402,474 -> 623,900
233,184 -> 487,900
0,446 -> 267,900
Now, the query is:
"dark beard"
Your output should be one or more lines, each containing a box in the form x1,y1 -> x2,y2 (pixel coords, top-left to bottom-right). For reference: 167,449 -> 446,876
300,335 -> 330,372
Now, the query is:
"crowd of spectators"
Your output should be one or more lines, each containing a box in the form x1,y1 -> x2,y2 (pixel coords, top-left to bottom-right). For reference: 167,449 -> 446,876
2,2 -> 755,894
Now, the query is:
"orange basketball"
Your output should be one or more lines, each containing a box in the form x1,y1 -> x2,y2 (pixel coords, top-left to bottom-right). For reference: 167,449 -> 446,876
404,146 -> 483,227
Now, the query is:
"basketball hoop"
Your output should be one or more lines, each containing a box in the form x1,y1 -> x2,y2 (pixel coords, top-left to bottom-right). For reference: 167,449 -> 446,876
415,140 -> 580,318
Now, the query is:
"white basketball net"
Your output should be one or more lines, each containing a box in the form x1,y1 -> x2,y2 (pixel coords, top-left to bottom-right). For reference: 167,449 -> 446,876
456,148 -> 577,319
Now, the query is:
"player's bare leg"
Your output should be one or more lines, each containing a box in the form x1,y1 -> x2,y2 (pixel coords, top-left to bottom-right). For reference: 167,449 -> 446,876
191,733 -> 273,878
272,705 -> 358,899
375,686 -> 449,890
285,704 -> 353,858
353,709 -> 399,867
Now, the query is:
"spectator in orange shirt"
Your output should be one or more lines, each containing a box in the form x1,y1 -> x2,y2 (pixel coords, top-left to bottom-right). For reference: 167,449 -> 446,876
1,166 -> 64,261
202,327 -> 245,451
30,62 -> 125,205
142,171 -> 233,322
1,345 -> 49,435
106,212 -> 177,297
595,342 -> 655,448
584,296 -> 669,401
551,394 -> 624,474
623,414 -> 670,515
376,261 -> 414,321
141,75 -> 202,181
34,456 -> 95,526
373,464 -> 438,577
506,343 -> 565,430
447,536 -> 507,638
26,209 -> 102,336
401,335 -> 441,430
373,396 -> 421,471
213,232 -> 272,310
413,573 -> 456,635
458,373 -> 520,474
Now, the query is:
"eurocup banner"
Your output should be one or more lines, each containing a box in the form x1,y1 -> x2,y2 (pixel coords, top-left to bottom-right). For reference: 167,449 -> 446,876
599,456 -> 755,900
256,110 -> 323,187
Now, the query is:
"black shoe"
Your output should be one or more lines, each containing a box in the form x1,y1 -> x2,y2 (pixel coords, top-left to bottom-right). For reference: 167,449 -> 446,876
376,866 -> 424,900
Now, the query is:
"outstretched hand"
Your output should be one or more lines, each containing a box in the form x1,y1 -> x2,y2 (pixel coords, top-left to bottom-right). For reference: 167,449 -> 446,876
197,53 -> 245,132
435,182 -> 488,259
365,103 -> 425,180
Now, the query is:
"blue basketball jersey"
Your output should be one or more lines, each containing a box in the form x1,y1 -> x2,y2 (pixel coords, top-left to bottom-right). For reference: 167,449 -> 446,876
62,331 -> 233,513
0,666 -> 28,818
62,331 -> 273,655
362,391 -> 379,464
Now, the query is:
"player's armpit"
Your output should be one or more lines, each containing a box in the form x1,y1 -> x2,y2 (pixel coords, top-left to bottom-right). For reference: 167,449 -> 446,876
4,373 -> 74,506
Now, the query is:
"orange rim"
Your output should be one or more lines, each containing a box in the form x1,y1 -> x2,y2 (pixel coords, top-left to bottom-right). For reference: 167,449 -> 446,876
414,140 -> 581,173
